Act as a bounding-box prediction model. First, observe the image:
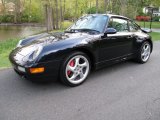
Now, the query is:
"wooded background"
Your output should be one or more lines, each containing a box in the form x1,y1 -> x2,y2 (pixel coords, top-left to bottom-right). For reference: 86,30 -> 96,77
0,0 -> 160,30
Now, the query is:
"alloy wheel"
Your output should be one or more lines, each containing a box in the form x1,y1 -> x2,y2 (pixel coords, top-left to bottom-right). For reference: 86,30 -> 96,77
141,43 -> 151,62
65,55 -> 90,84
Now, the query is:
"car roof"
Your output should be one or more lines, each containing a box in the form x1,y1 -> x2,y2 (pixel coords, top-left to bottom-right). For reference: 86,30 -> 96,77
85,14 -> 131,21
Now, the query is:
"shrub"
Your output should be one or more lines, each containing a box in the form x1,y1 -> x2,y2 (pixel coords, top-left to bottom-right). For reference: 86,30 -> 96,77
0,15 -> 14,23
21,14 -> 29,23
153,16 -> 160,22
136,16 -> 151,21
61,21 -> 73,30
86,7 -> 104,14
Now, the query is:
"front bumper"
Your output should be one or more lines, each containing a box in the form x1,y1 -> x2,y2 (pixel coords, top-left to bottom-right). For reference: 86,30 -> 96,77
9,54 -> 61,81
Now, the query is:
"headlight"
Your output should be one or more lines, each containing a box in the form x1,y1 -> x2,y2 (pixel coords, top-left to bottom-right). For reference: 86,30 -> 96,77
31,46 -> 43,60
22,46 -> 43,62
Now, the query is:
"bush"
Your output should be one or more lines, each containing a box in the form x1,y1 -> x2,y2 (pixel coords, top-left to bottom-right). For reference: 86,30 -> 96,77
61,21 -> 73,30
21,14 -> 29,23
0,15 -> 14,23
136,16 -> 151,21
153,16 -> 160,22
64,9 -> 74,20
86,7 -> 104,14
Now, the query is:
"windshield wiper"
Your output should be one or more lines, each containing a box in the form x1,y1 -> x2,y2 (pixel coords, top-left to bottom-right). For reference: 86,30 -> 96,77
65,28 -> 100,34
77,28 -> 100,33
64,29 -> 78,33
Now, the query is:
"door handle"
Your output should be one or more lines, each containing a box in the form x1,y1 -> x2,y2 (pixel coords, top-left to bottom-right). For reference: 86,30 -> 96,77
127,35 -> 133,39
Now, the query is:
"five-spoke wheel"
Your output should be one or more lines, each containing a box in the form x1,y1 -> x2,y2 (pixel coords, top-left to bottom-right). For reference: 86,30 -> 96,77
141,42 -> 151,62
60,52 -> 90,86
135,41 -> 151,63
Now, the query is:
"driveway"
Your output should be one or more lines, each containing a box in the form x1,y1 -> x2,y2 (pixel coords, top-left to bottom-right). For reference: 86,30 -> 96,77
0,42 -> 160,120
152,28 -> 160,33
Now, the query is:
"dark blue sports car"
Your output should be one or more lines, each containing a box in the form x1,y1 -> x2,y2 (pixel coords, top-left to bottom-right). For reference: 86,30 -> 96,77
9,14 -> 153,86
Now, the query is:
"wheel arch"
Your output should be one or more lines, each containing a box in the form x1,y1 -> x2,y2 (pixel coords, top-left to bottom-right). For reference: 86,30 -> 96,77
136,38 -> 153,53
71,48 -> 96,70
146,39 -> 153,52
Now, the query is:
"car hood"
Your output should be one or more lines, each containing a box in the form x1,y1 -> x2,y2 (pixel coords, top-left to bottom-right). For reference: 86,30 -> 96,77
20,32 -> 93,46
15,32 -> 94,56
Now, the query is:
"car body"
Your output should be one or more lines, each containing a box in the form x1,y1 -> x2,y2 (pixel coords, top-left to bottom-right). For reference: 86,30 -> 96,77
9,14 -> 153,86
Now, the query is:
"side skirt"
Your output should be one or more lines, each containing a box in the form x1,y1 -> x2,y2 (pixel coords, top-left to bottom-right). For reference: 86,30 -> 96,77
94,54 -> 134,70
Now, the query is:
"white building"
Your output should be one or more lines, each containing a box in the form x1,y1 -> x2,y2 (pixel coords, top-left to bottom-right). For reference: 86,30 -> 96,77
143,7 -> 160,16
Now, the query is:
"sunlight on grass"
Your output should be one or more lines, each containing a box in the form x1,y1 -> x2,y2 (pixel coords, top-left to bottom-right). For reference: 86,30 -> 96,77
149,32 -> 160,41
136,21 -> 160,29
0,39 -> 19,68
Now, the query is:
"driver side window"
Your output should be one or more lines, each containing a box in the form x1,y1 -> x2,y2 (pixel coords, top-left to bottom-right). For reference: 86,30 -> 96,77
128,21 -> 139,32
108,18 -> 129,32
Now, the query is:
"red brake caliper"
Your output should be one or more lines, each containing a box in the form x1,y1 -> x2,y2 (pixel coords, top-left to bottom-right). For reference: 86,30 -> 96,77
67,60 -> 75,76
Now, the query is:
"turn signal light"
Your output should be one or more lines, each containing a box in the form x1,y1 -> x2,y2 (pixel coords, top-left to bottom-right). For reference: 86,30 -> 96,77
30,67 -> 44,74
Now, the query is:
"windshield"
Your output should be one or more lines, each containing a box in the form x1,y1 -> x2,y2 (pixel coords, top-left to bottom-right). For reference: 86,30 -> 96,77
67,15 -> 108,33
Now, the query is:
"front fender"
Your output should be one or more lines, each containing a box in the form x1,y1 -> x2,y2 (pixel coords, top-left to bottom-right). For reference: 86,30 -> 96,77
37,38 -> 90,63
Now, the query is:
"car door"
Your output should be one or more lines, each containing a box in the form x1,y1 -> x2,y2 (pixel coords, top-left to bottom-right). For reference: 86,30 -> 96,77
98,17 -> 134,62
128,20 -> 142,53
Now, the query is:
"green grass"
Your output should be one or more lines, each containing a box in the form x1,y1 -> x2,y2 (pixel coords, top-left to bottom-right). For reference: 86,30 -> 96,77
61,21 -> 73,30
0,32 -> 160,68
136,21 -> 160,29
149,32 -> 160,41
0,39 -> 19,68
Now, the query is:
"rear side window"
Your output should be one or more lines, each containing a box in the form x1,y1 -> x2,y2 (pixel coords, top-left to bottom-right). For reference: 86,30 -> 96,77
108,18 -> 129,32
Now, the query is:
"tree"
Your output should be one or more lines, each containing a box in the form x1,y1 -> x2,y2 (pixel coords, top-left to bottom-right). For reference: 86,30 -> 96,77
55,0 -> 59,29
96,0 -> 98,13
104,0 -> 107,13
14,0 -> 21,23
1,0 -> 6,16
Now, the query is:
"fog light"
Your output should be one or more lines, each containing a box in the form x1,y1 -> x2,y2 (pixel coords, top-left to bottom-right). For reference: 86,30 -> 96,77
30,67 -> 44,74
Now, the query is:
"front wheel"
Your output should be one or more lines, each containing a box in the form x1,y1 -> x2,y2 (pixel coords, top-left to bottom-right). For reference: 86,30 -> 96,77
60,52 -> 91,87
135,41 -> 151,63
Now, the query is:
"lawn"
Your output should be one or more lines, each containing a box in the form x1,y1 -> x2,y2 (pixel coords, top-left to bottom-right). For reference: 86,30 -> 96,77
0,39 -> 19,68
149,32 -> 160,41
136,21 -> 160,29
0,32 -> 160,69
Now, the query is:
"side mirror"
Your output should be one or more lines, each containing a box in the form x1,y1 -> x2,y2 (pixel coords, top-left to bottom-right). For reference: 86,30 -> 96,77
141,28 -> 152,33
104,28 -> 117,34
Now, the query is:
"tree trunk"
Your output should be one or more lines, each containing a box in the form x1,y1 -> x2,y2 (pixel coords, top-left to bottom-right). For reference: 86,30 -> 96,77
1,0 -> 6,15
75,0 -> 78,21
14,0 -> 21,23
55,0 -> 59,29
60,0 -> 63,28
108,0 -> 111,13
1,0 -> 5,23
45,4 -> 53,32
104,0 -> 107,13
63,0 -> 65,21
96,0 -> 98,13
28,0 -> 31,23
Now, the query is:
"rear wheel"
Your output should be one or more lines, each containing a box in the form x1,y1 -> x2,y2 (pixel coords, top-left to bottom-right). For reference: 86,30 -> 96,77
60,52 -> 91,86
135,41 -> 151,63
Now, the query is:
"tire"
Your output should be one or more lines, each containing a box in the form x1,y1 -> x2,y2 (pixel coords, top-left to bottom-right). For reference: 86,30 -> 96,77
134,41 -> 151,64
60,51 -> 91,87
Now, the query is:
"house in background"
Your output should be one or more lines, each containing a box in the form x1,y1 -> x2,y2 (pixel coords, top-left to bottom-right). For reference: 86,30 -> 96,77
0,1 -> 24,15
143,6 -> 160,16
6,2 -> 15,15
